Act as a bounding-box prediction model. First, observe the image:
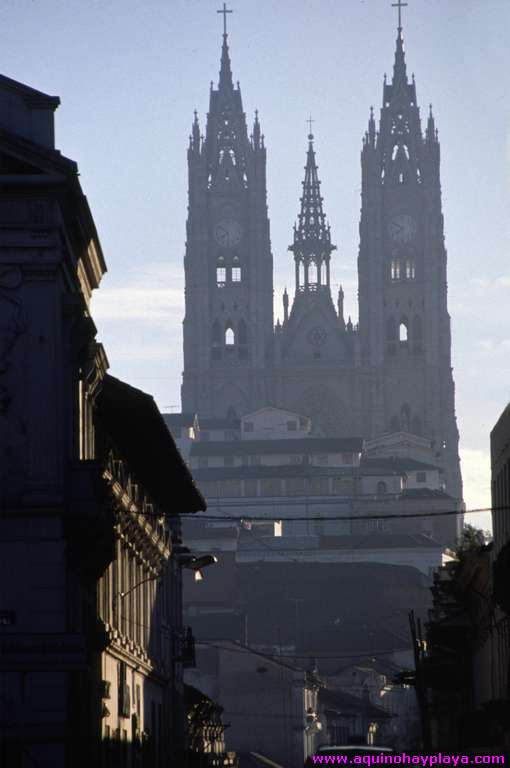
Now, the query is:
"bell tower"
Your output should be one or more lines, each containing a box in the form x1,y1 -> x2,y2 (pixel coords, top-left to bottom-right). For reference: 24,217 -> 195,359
357,11 -> 463,503
181,7 -> 273,418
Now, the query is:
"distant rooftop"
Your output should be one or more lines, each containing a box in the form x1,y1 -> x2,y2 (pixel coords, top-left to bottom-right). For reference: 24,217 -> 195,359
361,456 -> 441,472
199,417 -> 241,430
191,437 -> 363,457
162,412 -> 197,428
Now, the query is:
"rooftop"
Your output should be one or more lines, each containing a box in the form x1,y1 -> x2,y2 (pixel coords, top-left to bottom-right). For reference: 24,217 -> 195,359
191,437 -> 363,457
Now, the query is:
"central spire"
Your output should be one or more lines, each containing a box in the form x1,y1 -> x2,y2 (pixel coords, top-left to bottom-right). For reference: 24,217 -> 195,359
217,3 -> 234,91
289,127 -> 336,296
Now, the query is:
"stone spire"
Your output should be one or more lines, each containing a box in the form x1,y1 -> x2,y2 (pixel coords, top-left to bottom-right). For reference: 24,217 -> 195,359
252,109 -> 261,149
289,129 -> 336,295
392,28 -> 408,88
218,31 -> 234,91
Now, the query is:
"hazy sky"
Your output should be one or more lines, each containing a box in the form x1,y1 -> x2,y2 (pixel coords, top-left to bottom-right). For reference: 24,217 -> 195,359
4,0 -> 510,529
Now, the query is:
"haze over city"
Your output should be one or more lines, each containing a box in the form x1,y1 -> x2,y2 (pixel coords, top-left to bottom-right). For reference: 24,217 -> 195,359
3,0 -> 509,525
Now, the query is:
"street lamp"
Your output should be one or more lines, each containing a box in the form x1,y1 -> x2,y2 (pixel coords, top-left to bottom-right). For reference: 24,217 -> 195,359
174,548 -> 218,581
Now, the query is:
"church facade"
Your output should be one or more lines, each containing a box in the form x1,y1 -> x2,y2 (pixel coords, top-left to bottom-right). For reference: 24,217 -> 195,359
181,20 -> 462,502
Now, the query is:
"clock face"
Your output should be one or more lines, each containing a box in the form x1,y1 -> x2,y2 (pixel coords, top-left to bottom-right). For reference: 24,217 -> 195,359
387,214 -> 417,244
214,219 -> 243,248
307,326 -> 328,347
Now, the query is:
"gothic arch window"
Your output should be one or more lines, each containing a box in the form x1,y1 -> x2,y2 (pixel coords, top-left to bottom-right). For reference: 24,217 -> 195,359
377,481 -> 388,495
400,404 -> 411,433
399,318 -> 409,343
391,259 -> 400,281
232,266 -> 241,282
225,324 -> 235,346
386,317 -> 396,341
412,416 -> 423,436
228,149 -> 236,166
405,260 -> 416,280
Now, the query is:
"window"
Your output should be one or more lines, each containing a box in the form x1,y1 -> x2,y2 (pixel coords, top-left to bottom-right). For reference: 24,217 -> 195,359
315,454 -> 329,465
260,478 -> 282,496
244,421 -> 254,432
224,456 -> 235,467
399,320 -> 408,343
416,471 -> 427,483
220,479 -> 242,497
405,260 -> 416,280
377,481 -> 388,495
216,267 -> 226,285
287,421 -> 297,431
391,259 -> 400,280
250,455 -> 261,466
232,267 -> 241,282
286,477 -> 306,496
310,477 -> 329,496
225,326 -> 235,345
243,479 -> 258,496
341,453 -> 353,465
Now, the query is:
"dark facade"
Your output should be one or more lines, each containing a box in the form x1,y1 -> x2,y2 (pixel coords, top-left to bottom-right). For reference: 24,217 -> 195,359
181,23 -> 462,508
0,73 -> 206,767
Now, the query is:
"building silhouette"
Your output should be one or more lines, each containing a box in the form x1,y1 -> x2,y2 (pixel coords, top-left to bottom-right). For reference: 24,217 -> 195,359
181,18 -> 462,507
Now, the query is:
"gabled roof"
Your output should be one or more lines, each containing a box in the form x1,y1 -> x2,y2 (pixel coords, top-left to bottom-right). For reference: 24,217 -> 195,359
242,406 -> 309,421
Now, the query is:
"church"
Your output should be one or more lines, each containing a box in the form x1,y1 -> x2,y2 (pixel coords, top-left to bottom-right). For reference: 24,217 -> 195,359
181,6 -> 462,503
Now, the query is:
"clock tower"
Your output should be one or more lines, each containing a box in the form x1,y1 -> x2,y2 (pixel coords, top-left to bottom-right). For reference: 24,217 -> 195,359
358,20 -> 462,501
181,20 -> 274,417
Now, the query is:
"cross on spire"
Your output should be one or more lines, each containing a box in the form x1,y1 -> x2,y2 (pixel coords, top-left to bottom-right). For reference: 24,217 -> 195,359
307,114 -> 314,139
217,3 -> 233,36
391,0 -> 408,30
